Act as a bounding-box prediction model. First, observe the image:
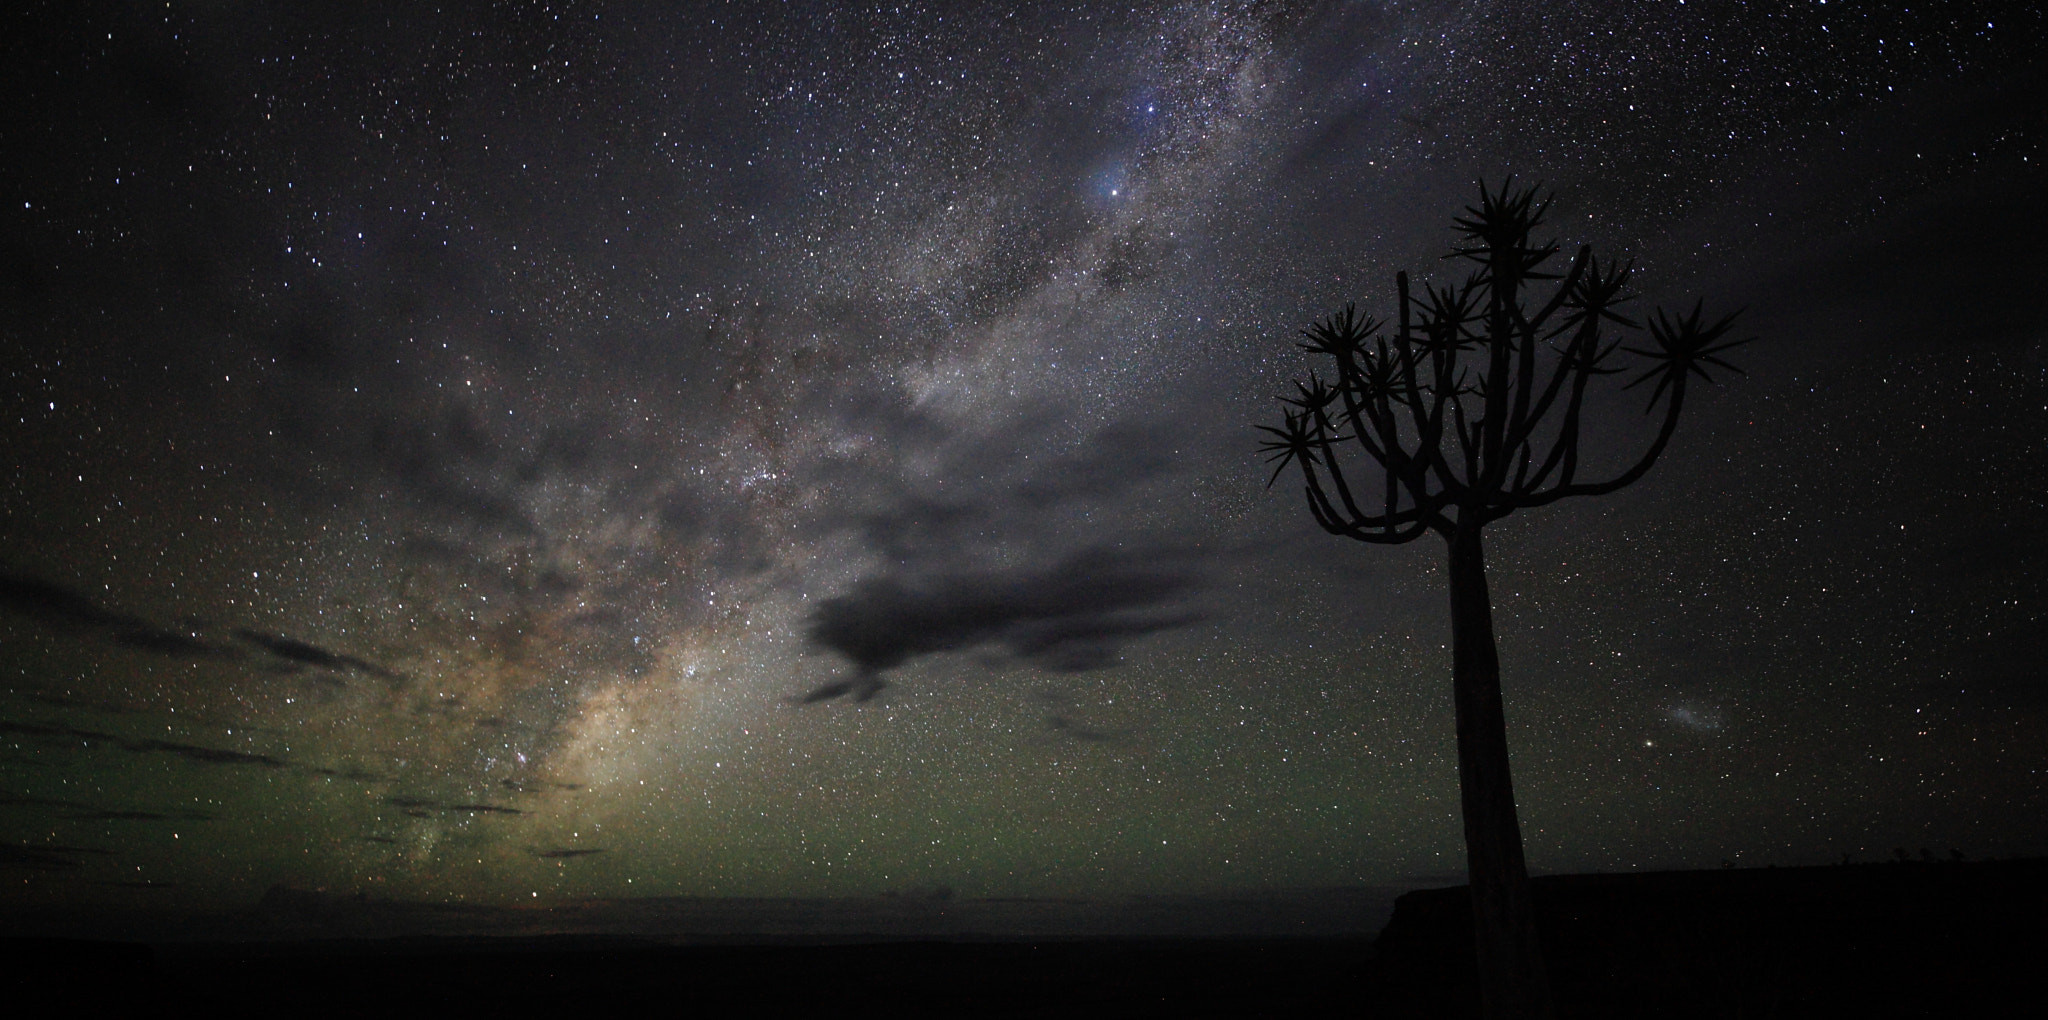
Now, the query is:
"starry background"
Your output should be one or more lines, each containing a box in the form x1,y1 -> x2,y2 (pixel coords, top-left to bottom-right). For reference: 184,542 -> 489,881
2,1 -> 2043,922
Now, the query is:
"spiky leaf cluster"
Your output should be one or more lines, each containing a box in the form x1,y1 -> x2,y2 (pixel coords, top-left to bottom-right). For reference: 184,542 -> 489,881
1259,181 -> 1749,543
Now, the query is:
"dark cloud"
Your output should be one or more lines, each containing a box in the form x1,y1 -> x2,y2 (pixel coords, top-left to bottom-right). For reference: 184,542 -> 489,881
125,738 -> 292,770
530,848 -> 605,859
0,843 -> 113,872
1032,689 -> 1128,744
0,719 -> 292,770
114,627 -> 236,657
0,718 -> 119,742
0,578 -> 399,702
0,572 -> 137,629
0,570 -> 238,660
2,793 -> 213,822
0,794 -> 95,810
800,546 -> 1204,702
1005,611 -> 1206,673
5,688 -> 138,715
233,629 -> 406,684
1046,716 -> 1124,742
60,808 -> 215,822
383,796 -> 522,816
308,765 -> 387,782
794,673 -> 889,705
500,778 -> 583,794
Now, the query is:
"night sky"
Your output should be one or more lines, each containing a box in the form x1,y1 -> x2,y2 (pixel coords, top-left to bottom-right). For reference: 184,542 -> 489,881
3,1 -> 2044,921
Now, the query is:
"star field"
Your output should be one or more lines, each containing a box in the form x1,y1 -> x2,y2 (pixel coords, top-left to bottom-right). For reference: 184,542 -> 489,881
1,1 -> 2043,921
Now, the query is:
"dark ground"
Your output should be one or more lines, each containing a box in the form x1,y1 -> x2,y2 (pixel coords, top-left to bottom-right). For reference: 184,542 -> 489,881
5,859 -> 2043,1017
1364,857 -> 2048,1018
3,935 -> 1372,1017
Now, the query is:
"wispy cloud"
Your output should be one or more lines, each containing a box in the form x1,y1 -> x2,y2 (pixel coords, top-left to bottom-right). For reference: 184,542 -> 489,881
0,719 -> 291,770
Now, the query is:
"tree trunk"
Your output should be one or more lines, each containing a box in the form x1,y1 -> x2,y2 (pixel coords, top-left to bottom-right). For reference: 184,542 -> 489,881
1447,519 -> 1554,1019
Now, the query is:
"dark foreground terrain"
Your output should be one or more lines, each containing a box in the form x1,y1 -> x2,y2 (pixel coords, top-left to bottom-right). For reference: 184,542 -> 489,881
1365,857 -> 2048,1018
5,859 -> 2043,1017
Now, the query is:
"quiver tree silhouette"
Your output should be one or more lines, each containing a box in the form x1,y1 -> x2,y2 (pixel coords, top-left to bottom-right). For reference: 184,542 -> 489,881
1259,181 -> 1748,1020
